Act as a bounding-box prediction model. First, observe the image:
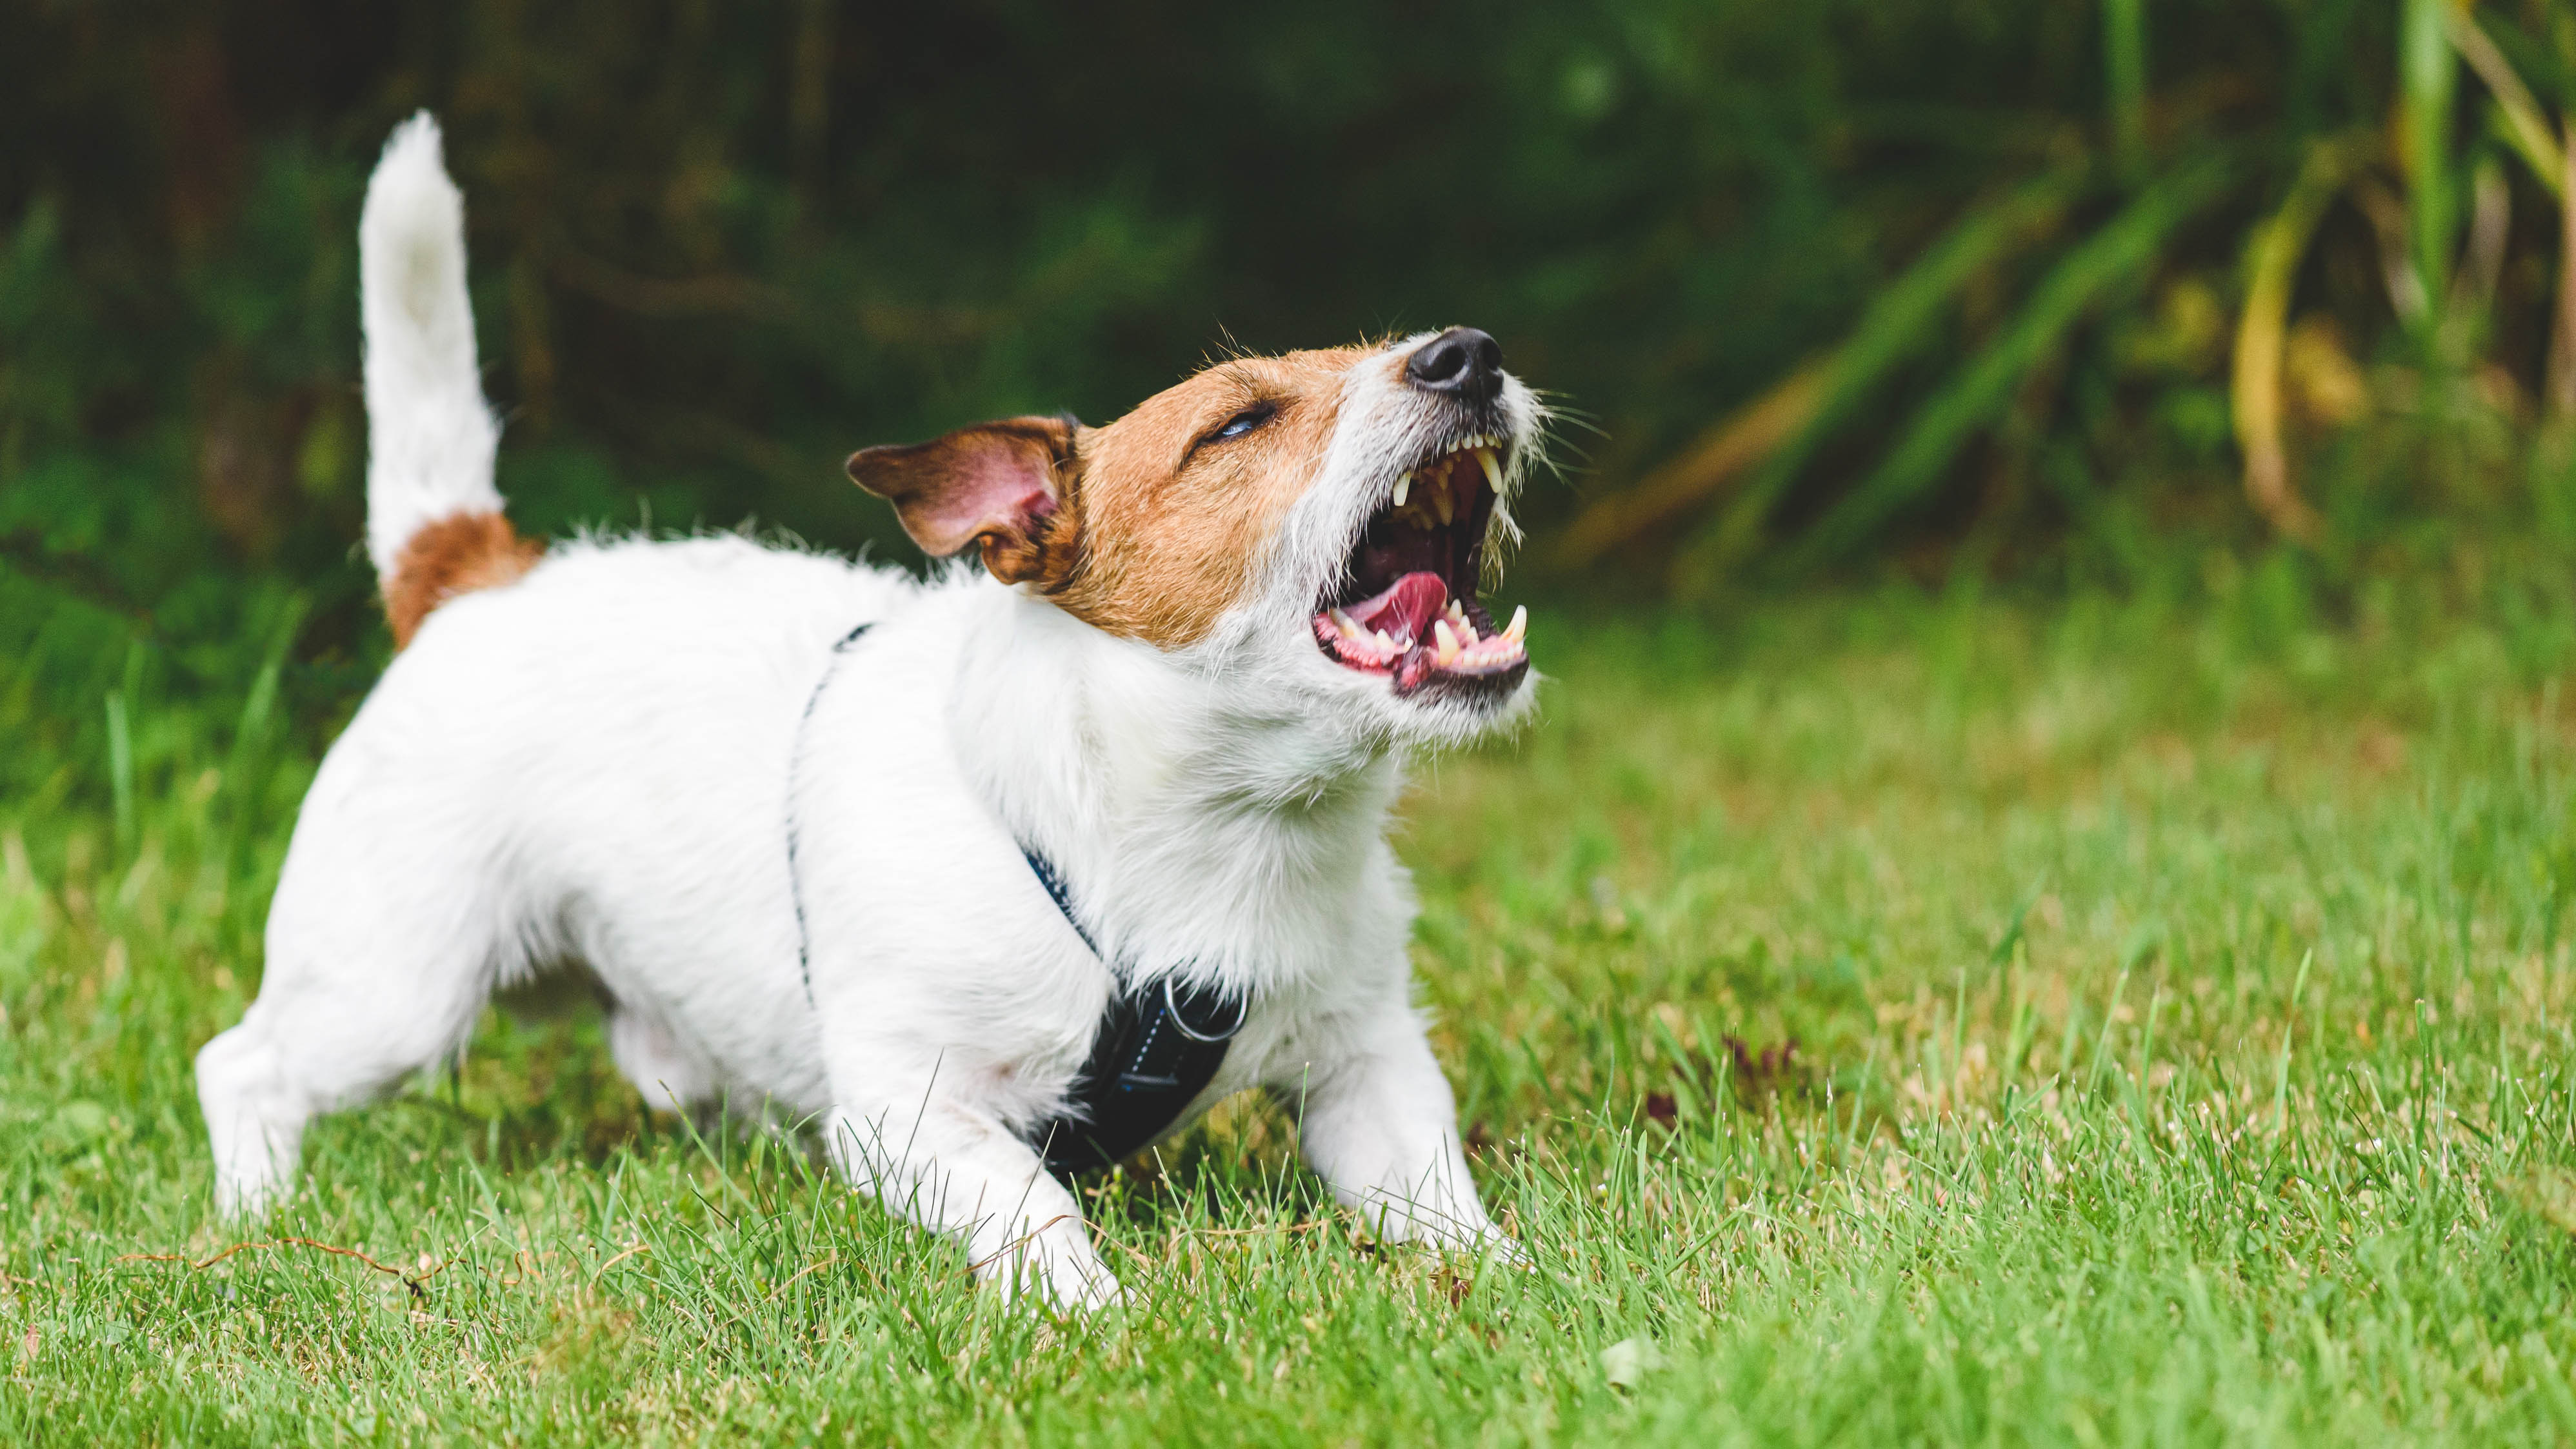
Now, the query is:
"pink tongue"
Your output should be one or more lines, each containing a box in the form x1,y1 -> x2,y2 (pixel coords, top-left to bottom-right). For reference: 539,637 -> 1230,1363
1341,572 -> 1448,645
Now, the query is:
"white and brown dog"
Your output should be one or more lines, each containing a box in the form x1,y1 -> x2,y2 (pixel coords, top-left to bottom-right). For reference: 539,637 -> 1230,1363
195,115 -> 1544,1308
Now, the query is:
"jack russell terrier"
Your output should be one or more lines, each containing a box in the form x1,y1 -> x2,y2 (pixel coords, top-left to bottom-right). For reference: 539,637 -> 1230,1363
196,115 -> 1544,1309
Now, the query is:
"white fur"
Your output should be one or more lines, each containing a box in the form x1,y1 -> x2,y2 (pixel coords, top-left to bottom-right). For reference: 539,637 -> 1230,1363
357,115 -> 502,578
196,117 -> 1543,1310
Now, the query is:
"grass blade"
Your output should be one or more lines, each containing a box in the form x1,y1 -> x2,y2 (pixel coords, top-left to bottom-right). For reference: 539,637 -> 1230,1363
104,688 -> 134,855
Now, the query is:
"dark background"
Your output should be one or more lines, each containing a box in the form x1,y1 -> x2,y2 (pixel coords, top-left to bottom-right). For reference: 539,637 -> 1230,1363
7,0 -> 2573,799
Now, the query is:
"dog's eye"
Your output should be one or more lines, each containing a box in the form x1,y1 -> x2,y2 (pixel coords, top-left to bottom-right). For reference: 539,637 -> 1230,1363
1208,406 -> 1273,445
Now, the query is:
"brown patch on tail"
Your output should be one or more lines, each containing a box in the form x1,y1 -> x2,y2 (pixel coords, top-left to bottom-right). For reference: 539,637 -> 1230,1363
384,510 -> 543,648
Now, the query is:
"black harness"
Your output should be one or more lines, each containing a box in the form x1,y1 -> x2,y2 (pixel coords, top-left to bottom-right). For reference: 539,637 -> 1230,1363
786,621 -> 1250,1183
1019,846 -> 1250,1177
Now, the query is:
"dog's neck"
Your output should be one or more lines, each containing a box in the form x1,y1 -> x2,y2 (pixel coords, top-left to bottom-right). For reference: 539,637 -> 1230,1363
947,582 -> 1403,977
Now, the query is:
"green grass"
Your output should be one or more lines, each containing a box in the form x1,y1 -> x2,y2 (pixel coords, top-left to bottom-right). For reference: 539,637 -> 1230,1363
8,569 -> 2576,1445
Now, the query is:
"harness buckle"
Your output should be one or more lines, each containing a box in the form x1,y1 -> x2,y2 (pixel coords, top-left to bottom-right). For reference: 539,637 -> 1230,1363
1163,975 -> 1249,1043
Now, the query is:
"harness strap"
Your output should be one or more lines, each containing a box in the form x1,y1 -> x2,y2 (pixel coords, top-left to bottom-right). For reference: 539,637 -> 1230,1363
1023,846 -> 1250,1178
786,622 -> 874,1006
784,617 -> 1247,1179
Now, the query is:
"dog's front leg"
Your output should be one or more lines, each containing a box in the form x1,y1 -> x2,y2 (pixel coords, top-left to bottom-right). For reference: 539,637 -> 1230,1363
1292,1001 -> 1510,1255
823,1088 -> 1117,1311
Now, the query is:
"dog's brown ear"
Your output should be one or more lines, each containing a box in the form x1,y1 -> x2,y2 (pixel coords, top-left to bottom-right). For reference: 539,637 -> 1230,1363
846,416 -> 1079,586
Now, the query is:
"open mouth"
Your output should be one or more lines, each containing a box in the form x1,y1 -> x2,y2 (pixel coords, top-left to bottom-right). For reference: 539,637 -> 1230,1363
1312,434 -> 1529,699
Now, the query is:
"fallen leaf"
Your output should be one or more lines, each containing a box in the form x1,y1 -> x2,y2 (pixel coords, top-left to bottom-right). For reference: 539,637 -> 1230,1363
1600,1335 -> 1665,1389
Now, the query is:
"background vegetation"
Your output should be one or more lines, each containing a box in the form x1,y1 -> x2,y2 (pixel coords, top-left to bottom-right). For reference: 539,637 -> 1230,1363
10,1 -> 2576,1442
16,0 -> 2576,774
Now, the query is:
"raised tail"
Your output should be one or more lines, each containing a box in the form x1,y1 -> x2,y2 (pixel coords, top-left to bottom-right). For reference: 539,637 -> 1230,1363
359,113 -> 536,647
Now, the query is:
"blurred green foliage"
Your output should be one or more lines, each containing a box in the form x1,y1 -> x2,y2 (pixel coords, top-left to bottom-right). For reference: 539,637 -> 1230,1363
11,1 -> 2576,805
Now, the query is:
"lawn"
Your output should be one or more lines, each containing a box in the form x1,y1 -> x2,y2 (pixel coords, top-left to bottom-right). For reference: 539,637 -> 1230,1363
6,565 -> 2576,1445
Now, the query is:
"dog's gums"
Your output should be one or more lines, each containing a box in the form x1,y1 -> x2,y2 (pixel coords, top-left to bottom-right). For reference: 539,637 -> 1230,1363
1312,434 -> 1529,698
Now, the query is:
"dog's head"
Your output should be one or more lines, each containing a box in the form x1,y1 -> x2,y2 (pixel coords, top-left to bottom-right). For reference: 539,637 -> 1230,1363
849,328 -> 1544,746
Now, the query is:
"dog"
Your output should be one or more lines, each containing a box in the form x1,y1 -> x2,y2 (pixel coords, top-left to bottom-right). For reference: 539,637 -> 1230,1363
195,114 -> 1545,1309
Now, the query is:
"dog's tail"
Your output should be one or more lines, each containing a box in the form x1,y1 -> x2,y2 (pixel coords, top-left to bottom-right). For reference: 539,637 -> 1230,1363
359,112 -> 537,648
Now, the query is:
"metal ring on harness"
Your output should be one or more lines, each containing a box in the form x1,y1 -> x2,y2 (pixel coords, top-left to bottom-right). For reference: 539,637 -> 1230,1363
1163,976 -> 1249,1043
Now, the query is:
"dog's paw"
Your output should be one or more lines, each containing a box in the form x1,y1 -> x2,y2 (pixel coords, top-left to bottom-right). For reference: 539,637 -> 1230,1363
979,1235 -> 1126,1314
210,1161 -> 293,1222
1052,1267 -> 1129,1316
1001,1263 -> 1124,1317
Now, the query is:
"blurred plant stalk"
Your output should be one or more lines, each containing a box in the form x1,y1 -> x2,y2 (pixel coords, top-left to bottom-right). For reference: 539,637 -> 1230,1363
2444,0 -> 2576,417
2401,0 -> 2461,336
2231,137 -> 2370,543
1552,165 -> 2086,577
1566,0 -> 2576,579
2104,0 -> 2150,183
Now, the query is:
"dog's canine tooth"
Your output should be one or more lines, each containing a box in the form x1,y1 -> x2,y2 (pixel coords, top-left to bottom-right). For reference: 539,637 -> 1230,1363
1503,604 -> 1527,643
1433,479 -> 1455,525
1474,446 -> 1501,494
1393,472 -> 1411,508
1433,619 -> 1461,665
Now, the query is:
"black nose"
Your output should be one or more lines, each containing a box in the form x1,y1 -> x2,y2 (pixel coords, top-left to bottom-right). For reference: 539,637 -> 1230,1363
1405,326 -> 1504,403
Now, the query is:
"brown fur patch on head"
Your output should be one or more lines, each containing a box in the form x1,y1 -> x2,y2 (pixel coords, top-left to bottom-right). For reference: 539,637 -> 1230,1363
1053,347 -> 1366,646
384,510 -> 543,648
848,350 -> 1369,649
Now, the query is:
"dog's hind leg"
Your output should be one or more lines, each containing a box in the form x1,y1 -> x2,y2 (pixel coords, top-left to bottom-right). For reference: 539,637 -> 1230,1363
196,810 -> 510,1219
606,1004 -> 717,1117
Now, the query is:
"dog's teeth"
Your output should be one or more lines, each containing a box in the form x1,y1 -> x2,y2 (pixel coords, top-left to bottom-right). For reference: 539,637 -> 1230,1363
1432,481 -> 1455,525
1330,608 -> 1366,641
1433,619 -> 1461,665
1393,473 -> 1411,507
1377,629 -> 1397,652
1503,604 -> 1527,643
1474,446 -> 1501,494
